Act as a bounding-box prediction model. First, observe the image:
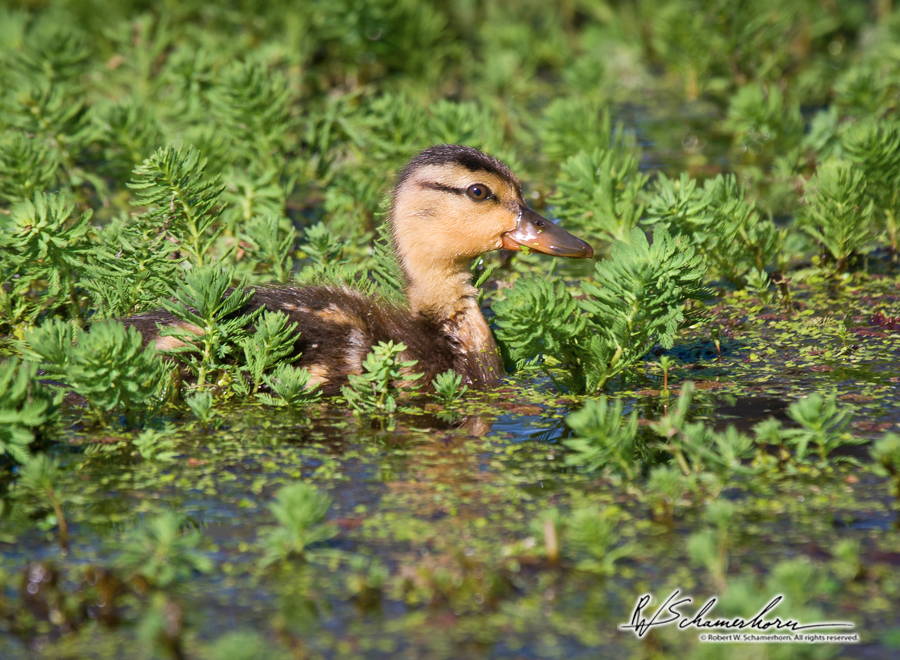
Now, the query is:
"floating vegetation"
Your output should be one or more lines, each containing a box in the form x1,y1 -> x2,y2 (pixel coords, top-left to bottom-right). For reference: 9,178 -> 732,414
2,1 -> 900,658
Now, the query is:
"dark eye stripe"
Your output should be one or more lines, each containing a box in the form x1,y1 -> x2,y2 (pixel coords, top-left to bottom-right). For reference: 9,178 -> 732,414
420,181 -> 497,202
420,182 -> 466,195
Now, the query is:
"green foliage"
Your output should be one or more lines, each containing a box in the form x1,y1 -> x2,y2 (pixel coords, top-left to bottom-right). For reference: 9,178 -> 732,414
260,483 -> 336,565
550,147 -> 648,244
799,159 -> 875,273
185,391 -> 214,424
25,319 -> 171,427
133,427 -> 178,463
687,500 -> 735,589
0,358 -> 61,463
257,364 -> 321,407
0,132 -> 59,204
205,631 -> 290,660
493,278 -> 589,392
82,213 -> 182,320
431,370 -> 467,406
341,341 -> 422,414
643,174 -> 783,286
724,83 -> 803,155
871,433 -> 900,503
841,118 -> 900,252
538,99 -> 614,167
128,145 -> 226,268
0,192 -> 95,325
16,452 -> 68,549
563,397 -> 640,479
581,228 -> 709,388
158,265 -> 261,389
649,383 -> 756,485
212,61 -> 292,172
785,391 -> 862,464
495,228 -> 708,393
565,505 -> 633,574
118,512 -> 213,586
239,311 -> 300,394
241,215 -> 296,285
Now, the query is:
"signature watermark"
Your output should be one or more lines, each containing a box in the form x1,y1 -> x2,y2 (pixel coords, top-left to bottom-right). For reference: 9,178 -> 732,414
619,590 -> 857,643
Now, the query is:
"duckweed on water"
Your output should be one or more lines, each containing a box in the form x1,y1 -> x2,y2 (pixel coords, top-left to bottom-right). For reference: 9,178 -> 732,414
3,1 -> 900,658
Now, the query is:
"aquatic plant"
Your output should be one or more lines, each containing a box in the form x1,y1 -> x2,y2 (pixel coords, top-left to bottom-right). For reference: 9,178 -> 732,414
687,500 -> 735,591
0,358 -> 61,462
785,391 -> 862,464
799,159 -> 875,274
128,145 -> 226,268
118,512 -> 213,587
25,319 -> 170,427
241,215 -> 296,285
566,505 -> 633,575
0,192 -> 95,326
495,227 -> 708,393
431,370 -> 467,405
257,364 -> 321,407
158,265 -> 260,390
645,466 -> 691,524
563,397 -> 640,479
841,118 -> 900,253
185,391 -> 214,424
550,145 -> 647,244
871,433 -> 900,506
643,173 -> 783,286
132,427 -> 178,463
16,453 -> 69,551
239,310 -> 300,394
341,341 -> 422,414
260,483 -> 336,565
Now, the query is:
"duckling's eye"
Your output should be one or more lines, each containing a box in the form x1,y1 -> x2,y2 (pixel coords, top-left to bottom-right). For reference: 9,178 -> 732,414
466,184 -> 491,201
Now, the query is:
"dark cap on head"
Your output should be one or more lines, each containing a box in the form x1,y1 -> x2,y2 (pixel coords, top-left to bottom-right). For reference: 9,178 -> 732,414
396,144 -> 521,195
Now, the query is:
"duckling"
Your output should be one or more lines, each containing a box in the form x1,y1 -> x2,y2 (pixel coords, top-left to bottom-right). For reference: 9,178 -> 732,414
126,144 -> 593,395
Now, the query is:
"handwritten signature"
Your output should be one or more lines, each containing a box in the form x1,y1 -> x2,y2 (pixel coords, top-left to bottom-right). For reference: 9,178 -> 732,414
619,590 -> 854,638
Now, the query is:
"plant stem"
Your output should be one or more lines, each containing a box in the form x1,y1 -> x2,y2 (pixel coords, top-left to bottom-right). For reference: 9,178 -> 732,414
47,488 -> 69,553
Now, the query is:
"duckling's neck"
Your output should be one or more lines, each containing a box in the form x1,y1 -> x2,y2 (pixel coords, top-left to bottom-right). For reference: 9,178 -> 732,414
405,260 -> 503,387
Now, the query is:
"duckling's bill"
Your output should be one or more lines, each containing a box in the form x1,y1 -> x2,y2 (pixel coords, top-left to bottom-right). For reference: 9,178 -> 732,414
500,205 -> 594,258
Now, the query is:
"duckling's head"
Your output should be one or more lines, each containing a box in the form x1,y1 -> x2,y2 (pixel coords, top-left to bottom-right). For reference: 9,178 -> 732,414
391,144 -> 593,316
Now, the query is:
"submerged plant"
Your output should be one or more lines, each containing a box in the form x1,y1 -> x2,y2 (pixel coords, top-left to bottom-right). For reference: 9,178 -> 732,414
118,512 -> 213,586
17,452 -> 69,552
133,427 -> 178,463
341,341 -> 422,414
566,505 -> 633,574
687,500 -> 736,591
0,358 -> 61,462
260,483 -> 336,565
